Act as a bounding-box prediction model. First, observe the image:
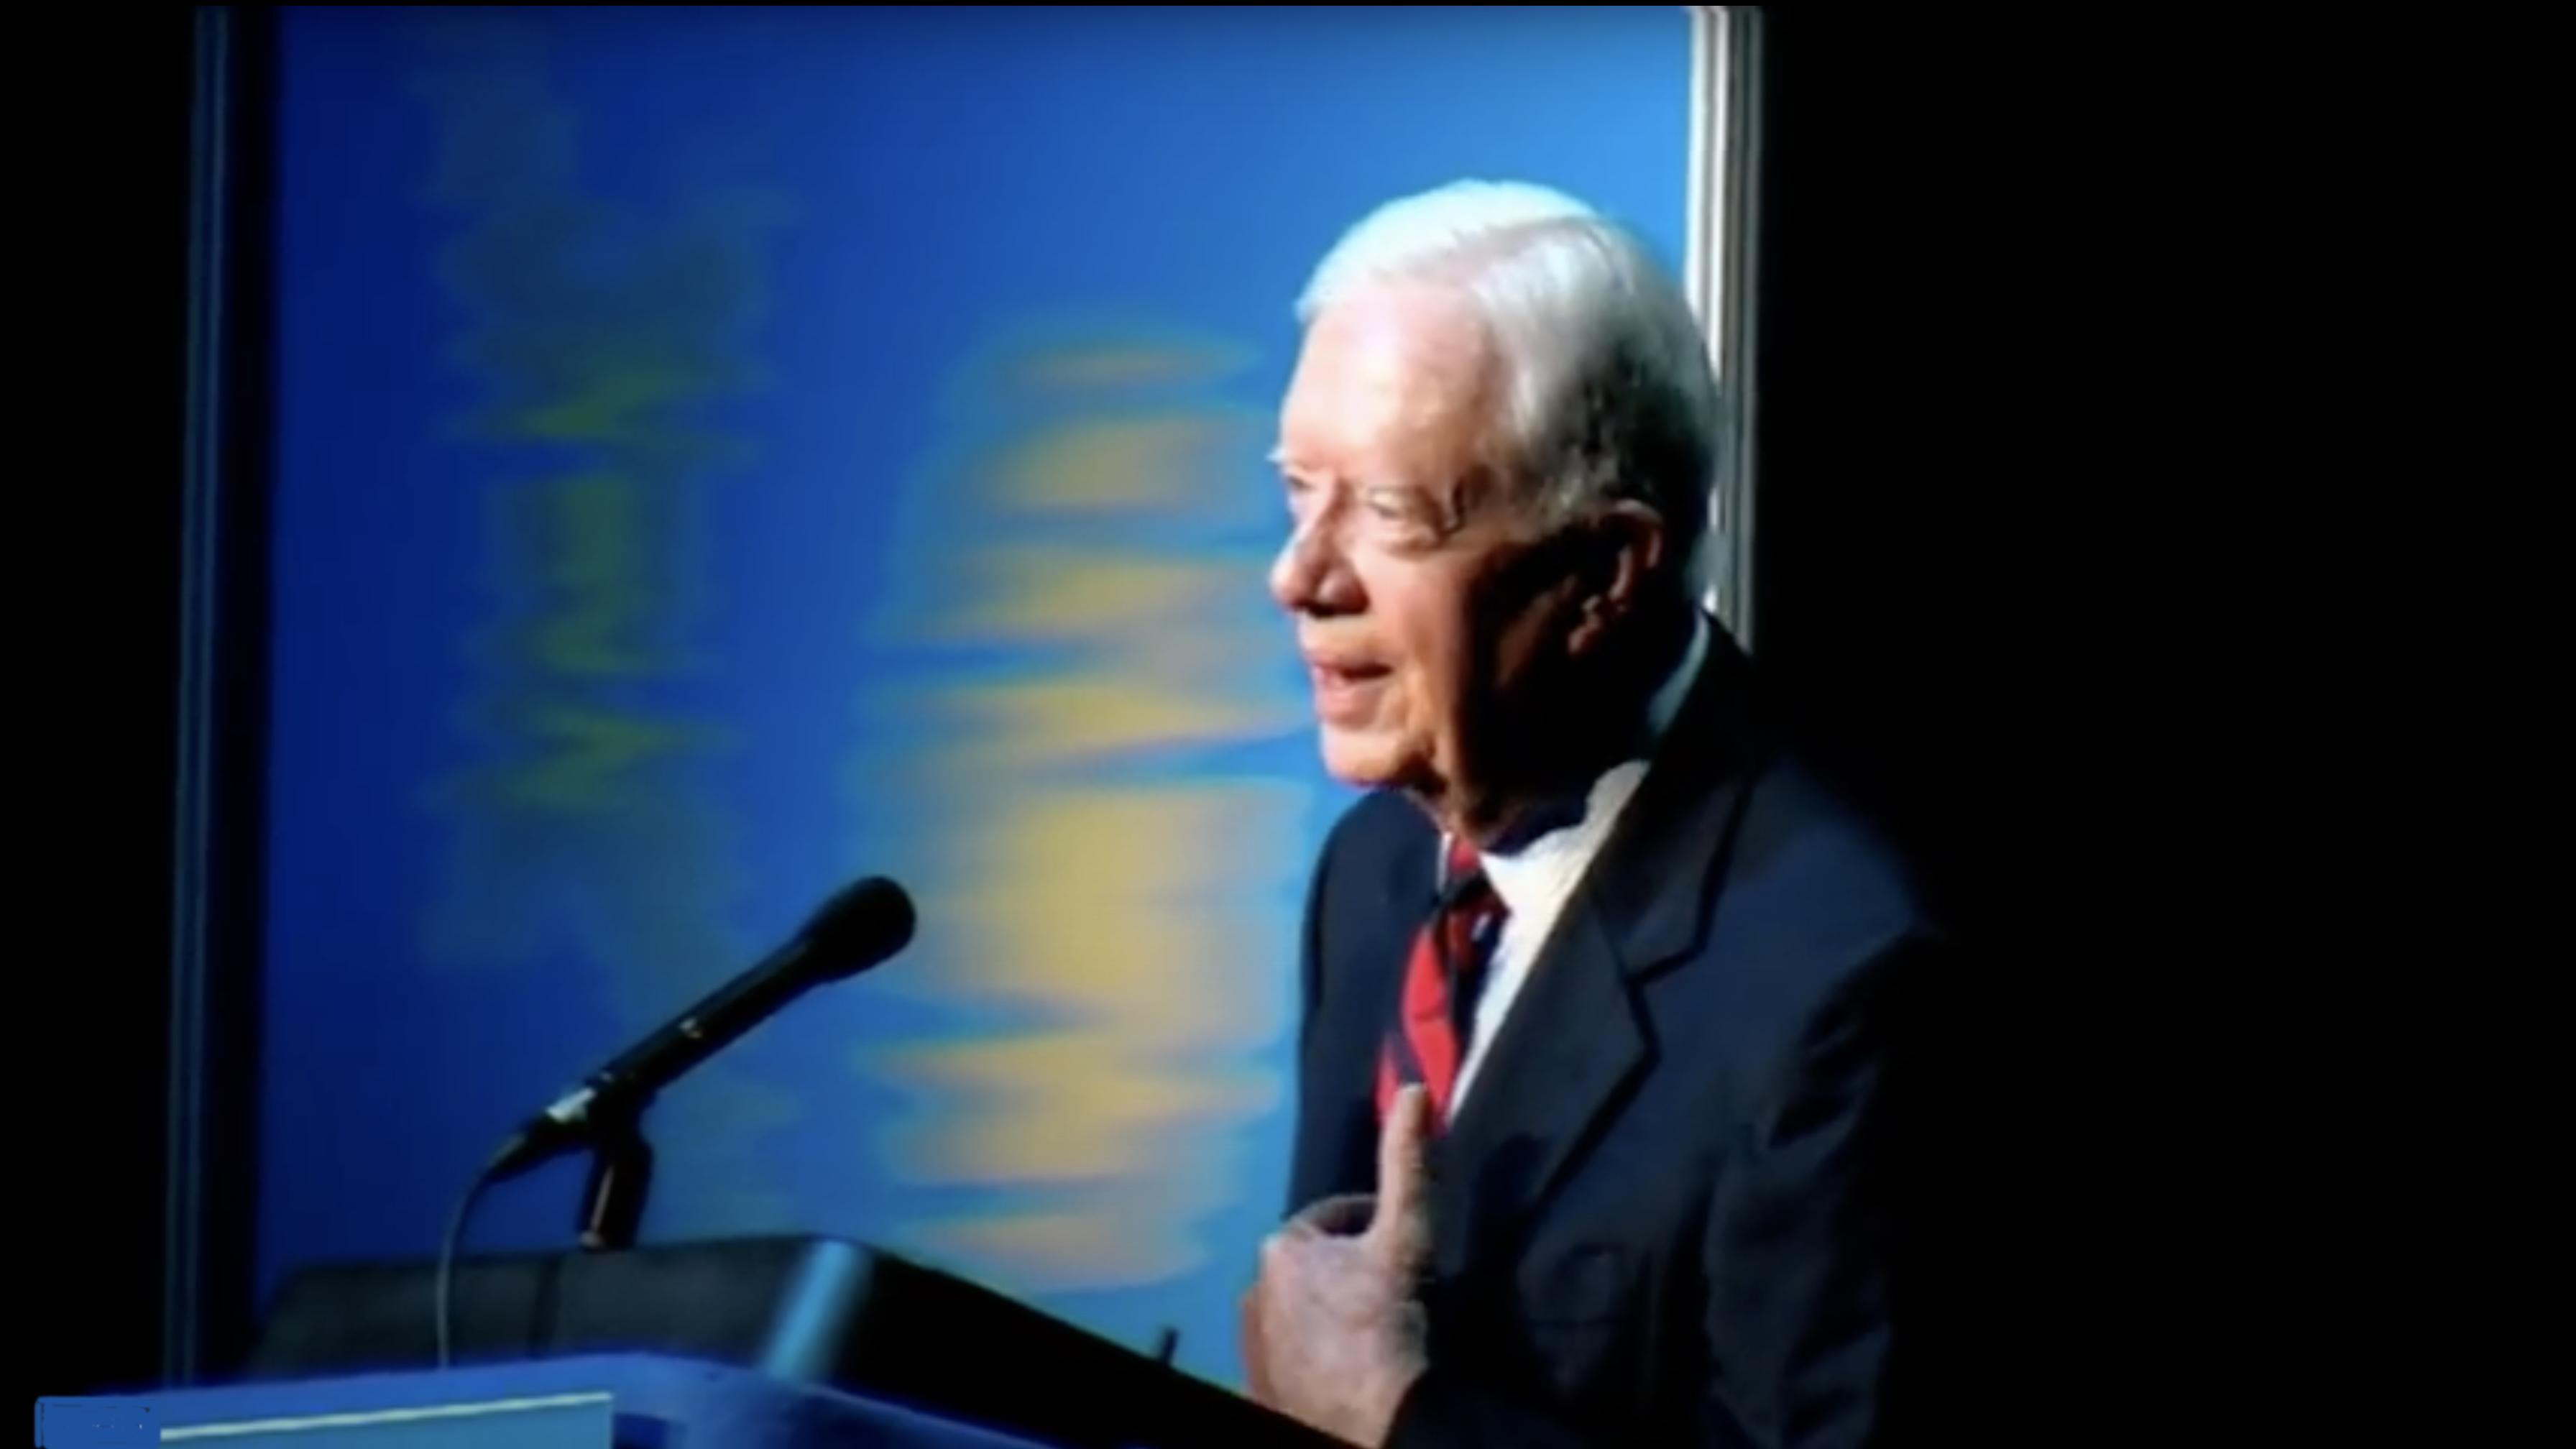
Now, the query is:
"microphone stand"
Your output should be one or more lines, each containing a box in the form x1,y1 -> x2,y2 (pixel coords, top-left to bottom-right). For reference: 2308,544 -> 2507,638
574,1098 -> 656,1252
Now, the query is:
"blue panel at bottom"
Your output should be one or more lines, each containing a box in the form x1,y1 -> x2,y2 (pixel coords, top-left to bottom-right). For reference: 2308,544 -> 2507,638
35,1399 -> 156,1448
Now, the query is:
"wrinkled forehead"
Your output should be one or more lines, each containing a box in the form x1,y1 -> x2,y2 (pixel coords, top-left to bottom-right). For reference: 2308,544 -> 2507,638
1275,287 -> 1503,485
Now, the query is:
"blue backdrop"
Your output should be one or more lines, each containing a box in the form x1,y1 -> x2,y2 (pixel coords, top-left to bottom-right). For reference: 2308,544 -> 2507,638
257,3 -> 1693,1386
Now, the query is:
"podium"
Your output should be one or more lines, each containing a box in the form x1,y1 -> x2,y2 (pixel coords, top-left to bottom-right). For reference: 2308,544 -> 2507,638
225,1236 -> 1340,1449
143,1352 -> 1046,1448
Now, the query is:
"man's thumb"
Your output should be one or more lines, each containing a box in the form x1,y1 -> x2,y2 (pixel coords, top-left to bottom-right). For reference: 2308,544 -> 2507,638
1370,1084 -> 1435,1264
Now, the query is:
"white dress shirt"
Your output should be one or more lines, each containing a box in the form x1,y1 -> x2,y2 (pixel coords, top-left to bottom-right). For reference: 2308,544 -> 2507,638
1448,613 -> 1711,1112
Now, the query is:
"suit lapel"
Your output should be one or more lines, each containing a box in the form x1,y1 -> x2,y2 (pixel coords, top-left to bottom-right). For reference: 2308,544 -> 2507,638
1429,890 -> 1647,1279
1428,629 -> 1767,1276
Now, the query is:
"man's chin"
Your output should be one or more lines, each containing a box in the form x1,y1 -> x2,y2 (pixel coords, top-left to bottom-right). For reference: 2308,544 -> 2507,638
1315,726 -> 1410,790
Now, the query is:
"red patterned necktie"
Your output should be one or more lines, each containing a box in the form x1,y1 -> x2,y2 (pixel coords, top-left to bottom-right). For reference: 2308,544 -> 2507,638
1376,837 -> 1510,1126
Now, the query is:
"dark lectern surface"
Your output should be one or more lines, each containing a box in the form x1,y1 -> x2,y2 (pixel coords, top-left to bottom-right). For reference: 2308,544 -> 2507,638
249,1236 -> 1340,1449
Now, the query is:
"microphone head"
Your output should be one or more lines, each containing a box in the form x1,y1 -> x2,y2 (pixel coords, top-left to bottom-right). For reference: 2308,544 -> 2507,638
798,875 -> 917,981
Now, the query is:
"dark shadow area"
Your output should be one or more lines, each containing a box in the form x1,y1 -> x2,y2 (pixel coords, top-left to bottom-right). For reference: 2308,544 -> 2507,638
1747,15 -> 2143,1440
22,4 -> 194,1404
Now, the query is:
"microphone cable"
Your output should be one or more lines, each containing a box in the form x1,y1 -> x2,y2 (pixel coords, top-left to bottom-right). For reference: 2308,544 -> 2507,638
431,1149 -> 512,1370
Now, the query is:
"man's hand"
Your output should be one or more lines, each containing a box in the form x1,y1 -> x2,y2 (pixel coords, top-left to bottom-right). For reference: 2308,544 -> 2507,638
1242,1085 -> 1437,1446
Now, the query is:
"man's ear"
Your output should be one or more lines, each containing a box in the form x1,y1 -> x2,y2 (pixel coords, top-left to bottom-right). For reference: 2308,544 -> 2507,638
1567,501 -> 1667,650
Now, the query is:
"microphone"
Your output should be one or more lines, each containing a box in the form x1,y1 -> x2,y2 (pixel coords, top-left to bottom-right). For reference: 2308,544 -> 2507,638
479,875 -> 916,1182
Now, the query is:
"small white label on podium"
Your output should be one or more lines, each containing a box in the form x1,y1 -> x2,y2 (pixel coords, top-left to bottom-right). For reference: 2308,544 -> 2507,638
157,1390 -> 615,1448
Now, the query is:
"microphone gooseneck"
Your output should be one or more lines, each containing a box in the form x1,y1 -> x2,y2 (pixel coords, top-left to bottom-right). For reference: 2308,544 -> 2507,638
433,874 -> 916,1367
482,875 -> 916,1183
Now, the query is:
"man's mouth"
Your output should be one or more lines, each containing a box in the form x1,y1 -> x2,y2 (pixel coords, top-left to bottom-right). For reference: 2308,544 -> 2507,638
1307,660 -> 1392,689
1305,658 -> 1392,720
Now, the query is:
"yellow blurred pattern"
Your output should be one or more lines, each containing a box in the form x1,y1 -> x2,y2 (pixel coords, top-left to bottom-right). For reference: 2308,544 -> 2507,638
409,9 -> 799,1231
517,471 -> 665,678
993,415 -> 1251,512
936,679 -> 1289,773
910,1202 -> 1207,1286
503,365 -> 732,446
1014,341 -> 1254,394
925,783 -> 1302,1021
483,702 -> 714,816
949,549 -> 1241,645
884,1031 -> 1278,1183
1009,332 -> 1251,389
858,330 -> 1308,1292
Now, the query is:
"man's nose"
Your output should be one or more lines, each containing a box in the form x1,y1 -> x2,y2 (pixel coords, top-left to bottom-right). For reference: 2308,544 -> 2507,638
1269,522 -> 1352,616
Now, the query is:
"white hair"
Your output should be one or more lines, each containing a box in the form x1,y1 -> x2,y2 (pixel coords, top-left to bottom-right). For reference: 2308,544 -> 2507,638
1297,180 -> 1724,594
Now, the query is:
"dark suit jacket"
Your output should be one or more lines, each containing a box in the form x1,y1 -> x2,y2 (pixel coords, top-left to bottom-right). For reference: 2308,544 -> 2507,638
1285,629 -> 1941,1449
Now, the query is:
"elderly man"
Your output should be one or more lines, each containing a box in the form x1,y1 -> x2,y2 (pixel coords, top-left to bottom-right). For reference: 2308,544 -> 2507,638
1240,180 -> 1938,1449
